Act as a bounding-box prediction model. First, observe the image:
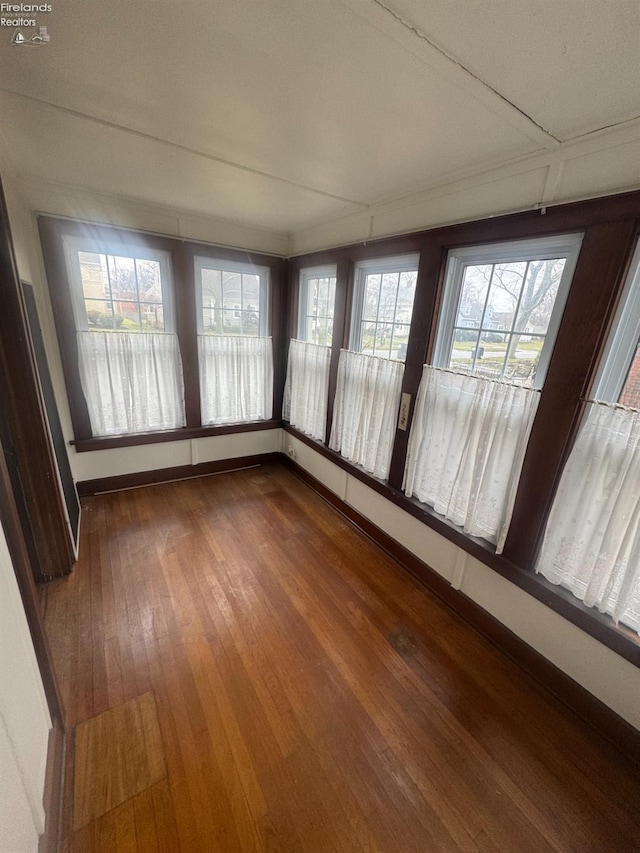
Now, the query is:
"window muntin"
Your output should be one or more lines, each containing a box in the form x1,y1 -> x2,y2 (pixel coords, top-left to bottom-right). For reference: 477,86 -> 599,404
350,255 -> 419,361
195,257 -> 269,336
593,238 -> 640,406
433,235 -> 582,388
298,265 -> 337,346
63,236 -> 175,333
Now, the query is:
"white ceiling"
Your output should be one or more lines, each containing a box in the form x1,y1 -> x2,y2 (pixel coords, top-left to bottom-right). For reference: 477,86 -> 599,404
0,0 -> 638,235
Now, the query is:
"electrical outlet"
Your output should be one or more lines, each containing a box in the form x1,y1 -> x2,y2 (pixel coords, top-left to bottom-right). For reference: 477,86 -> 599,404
398,392 -> 411,431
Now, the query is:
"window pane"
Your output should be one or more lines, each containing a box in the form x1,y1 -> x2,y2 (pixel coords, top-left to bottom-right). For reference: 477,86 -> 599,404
200,262 -> 266,336
326,278 -> 337,316
390,324 -> 410,361
221,270 -> 241,309
379,273 -> 400,321
504,334 -> 545,383
619,341 -> 640,406
242,274 -> 260,311
76,247 -> 171,335
438,236 -> 581,387
221,308 -> 240,333
514,258 -> 564,334
307,275 -> 336,346
112,301 -> 141,331
456,264 -> 491,329
477,334 -> 508,378
202,268 -> 222,302
85,298 -> 115,329
141,303 -> 165,332
360,322 -> 376,354
136,259 -> 162,303
483,264 -> 525,331
201,269 -> 222,333
78,252 -> 108,300
354,257 -> 417,361
363,274 -> 381,321
315,277 -> 328,314
240,310 -> 259,336
450,329 -> 480,370
374,324 -> 391,356
313,316 -> 331,346
108,256 -> 137,300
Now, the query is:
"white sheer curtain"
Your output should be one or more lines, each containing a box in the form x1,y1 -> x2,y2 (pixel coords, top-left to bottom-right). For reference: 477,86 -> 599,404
537,402 -> 640,632
198,335 -> 273,425
329,349 -> 404,479
283,339 -> 331,441
77,330 -> 185,436
404,366 -> 539,552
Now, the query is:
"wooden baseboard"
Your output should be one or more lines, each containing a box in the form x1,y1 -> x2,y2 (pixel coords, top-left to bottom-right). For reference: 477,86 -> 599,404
281,455 -> 640,771
39,720 -> 66,853
77,452 -> 281,496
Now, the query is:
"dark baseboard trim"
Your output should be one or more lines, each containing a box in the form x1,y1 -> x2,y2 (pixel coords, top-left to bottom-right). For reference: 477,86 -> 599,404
39,720 -> 66,853
77,452 -> 281,496
281,455 -> 640,772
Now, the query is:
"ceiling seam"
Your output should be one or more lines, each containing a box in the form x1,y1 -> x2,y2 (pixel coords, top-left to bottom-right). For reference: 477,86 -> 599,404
0,88 -> 370,210
369,0 -> 562,144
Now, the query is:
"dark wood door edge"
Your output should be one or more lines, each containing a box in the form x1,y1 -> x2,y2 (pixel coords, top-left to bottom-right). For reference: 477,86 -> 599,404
38,720 -> 67,853
281,454 -> 640,772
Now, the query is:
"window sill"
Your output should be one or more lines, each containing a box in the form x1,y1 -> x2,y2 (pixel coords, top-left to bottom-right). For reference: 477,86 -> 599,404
282,423 -> 640,669
71,419 -> 281,452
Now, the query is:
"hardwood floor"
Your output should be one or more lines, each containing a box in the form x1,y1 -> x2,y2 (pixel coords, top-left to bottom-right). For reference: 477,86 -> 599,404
39,464 -> 640,852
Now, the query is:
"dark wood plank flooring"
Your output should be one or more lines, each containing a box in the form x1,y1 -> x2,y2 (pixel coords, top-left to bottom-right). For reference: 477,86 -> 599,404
39,464 -> 640,852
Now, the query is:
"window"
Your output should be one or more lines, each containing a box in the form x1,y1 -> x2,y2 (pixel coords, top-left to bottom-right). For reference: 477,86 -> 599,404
593,238 -> 640,405
350,255 -> 418,361
195,256 -> 273,425
64,237 -> 175,334
62,235 -> 185,437
536,239 -> 640,633
283,265 -> 337,441
298,266 -> 337,345
433,235 -> 582,388
404,235 -> 582,550
330,255 -> 416,477
195,256 -> 269,336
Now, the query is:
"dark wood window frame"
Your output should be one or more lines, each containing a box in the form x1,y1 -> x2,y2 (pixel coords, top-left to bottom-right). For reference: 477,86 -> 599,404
38,217 -> 286,451
284,190 -> 640,668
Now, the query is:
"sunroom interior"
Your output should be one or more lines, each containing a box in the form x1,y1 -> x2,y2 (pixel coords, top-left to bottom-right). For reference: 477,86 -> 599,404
0,0 -> 639,850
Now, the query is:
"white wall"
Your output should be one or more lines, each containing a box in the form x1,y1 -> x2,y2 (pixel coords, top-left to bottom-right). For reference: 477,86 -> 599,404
289,119 -> 640,254
73,429 -> 283,483
284,433 -> 640,732
0,524 -> 51,853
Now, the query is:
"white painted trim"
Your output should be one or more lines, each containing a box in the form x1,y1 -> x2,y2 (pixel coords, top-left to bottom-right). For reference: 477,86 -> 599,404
290,120 -> 640,255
